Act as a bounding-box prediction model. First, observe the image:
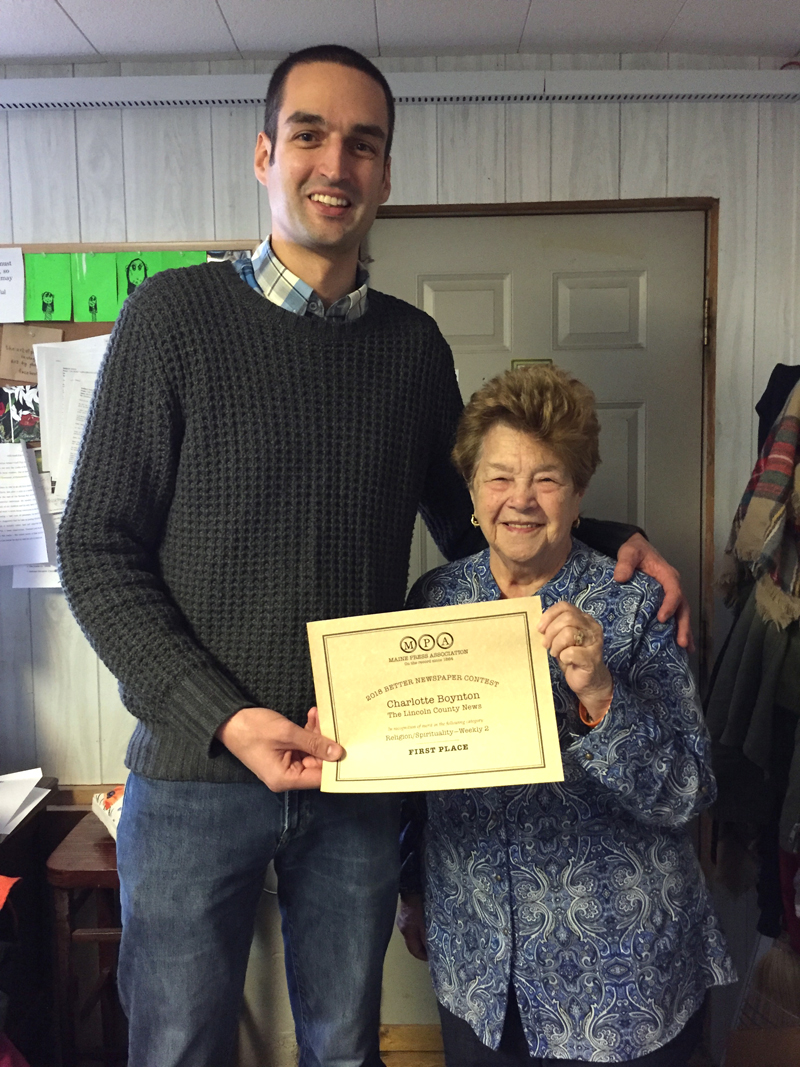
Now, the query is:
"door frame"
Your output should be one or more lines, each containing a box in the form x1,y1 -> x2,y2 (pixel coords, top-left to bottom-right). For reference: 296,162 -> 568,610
376,196 -> 720,690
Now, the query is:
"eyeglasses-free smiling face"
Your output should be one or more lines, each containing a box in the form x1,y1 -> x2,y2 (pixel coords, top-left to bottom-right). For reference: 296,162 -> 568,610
470,423 -> 584,595
254,61 -> 391,264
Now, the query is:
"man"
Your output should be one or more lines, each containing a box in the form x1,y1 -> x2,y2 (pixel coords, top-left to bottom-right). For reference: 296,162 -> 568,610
57,44 -> 688,1067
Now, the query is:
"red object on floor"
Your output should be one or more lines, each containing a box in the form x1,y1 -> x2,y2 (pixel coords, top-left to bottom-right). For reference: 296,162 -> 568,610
0,875 -> 20,911
0,1034 -> 31,1067
778,847 -> 800,953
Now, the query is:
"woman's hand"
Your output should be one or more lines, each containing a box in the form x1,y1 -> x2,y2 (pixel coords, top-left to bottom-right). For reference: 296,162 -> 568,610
538,601 -> 613,722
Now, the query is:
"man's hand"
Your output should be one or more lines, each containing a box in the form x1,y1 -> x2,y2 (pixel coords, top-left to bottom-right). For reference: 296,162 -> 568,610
396,894 -> 428,961
613,533 -> 694,651
216,705 -> 343,791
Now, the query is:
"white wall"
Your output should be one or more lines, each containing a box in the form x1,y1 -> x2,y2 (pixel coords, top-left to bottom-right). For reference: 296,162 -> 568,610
2,50 -> 798,785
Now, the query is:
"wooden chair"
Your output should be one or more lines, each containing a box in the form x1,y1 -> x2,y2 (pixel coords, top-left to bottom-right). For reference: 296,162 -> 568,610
46,815 -> 125,1067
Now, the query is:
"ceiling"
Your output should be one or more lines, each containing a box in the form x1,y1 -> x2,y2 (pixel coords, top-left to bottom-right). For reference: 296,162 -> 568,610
2,0 -> 799,66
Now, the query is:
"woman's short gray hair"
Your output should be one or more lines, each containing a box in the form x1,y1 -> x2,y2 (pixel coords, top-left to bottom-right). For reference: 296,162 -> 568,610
453,365 -> 601,491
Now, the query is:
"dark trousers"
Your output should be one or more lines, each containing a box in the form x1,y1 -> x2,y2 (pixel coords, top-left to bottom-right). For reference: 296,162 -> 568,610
438,994 -> 705,1067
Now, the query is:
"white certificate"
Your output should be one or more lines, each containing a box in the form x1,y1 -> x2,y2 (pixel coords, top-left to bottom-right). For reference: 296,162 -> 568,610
308,598 -> 563,792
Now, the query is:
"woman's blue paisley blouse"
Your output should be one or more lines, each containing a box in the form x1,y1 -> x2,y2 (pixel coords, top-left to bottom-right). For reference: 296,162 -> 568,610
406,541 -> 736,1061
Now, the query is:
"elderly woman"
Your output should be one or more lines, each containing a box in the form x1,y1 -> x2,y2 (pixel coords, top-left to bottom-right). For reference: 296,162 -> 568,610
398,365 -> 735,1066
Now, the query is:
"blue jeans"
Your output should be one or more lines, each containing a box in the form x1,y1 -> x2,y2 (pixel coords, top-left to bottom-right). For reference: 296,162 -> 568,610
116,772 -> 401,1067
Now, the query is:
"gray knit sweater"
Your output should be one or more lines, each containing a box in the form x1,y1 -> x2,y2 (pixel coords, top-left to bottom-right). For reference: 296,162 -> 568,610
57,262 -> 479,783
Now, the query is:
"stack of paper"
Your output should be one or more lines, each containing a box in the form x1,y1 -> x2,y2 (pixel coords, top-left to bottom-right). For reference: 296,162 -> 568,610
0,768 -> 49,839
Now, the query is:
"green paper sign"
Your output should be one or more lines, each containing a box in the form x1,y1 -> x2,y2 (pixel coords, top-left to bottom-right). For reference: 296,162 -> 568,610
24,253 -> 72,321
71,252 -> 119,323
116,251 -> 164,304
161,250 -> 207,271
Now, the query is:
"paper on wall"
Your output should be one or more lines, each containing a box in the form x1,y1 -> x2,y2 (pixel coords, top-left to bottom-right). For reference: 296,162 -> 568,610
161,250 -> 207,271
116,251 -> 163,302
70,252 -> 120,323
0,324 -> 63,385
0,248 -> 24,324
13,561 -> 61,588
13,475 -> 64,588
0,382 -> 40,445
34,334 -> 108,478
24,253 -> 71,322
0,444 -> 48,566
51,378 -> 94,492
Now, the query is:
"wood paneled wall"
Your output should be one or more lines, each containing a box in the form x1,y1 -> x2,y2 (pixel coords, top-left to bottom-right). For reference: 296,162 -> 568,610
1,53 -> 798,784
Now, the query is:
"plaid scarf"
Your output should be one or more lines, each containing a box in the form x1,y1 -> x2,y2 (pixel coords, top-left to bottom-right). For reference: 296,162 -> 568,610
720,381 -> 800,627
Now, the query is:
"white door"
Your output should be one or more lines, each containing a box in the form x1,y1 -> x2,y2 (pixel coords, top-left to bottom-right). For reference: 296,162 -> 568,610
366,211 -> 706,626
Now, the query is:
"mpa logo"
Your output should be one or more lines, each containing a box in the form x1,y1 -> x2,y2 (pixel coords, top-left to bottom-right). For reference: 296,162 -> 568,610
399,632 -> 454,653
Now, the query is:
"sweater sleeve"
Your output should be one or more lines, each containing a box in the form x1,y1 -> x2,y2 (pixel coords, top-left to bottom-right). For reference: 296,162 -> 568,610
565,584 -> 716,828
56,288 -> 251,755
576,516 -> 646,558
416,332 -> 486,561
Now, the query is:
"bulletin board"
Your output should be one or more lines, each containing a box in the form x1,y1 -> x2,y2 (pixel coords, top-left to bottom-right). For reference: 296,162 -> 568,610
2,240 -> 256,354
0,241 -> 258,590
0,241 -> 256,442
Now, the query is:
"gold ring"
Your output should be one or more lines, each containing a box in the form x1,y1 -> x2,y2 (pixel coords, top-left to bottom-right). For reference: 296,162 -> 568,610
574,628 -> 585,646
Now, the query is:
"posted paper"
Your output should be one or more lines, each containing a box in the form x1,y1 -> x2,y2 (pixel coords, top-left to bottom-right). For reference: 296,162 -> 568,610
0,324 -> 63,385
70,252 -> 120,323
0,444 -> 48,566
116,251 -> 163,302
0,383 -> 40,444
308,598 -> 563,793
34,334 -> 108,478
52,378 -> 94,491
24,252 -> 72,321
13,475 -> 64,588
0,248 -> 24,323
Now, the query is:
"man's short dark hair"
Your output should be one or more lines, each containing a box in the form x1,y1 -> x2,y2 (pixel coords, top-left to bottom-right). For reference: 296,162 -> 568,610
263,44 -> 395,161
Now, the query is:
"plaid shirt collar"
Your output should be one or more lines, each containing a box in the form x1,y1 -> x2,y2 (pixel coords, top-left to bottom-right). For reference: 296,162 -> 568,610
234,237 -> 369,322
